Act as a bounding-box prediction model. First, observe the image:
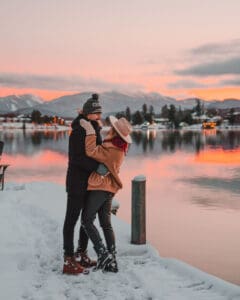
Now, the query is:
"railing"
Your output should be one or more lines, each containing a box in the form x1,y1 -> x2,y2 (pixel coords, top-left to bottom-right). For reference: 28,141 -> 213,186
0,141 -> 10,191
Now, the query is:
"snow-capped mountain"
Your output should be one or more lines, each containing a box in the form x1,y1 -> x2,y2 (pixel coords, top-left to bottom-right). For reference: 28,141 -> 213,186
14,91 -> 179,118
0,94 -> 43,114
1,92 -> 240,118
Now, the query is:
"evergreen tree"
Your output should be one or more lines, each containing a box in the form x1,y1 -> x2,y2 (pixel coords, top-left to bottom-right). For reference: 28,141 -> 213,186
145,113 -> 154,124
125,106 -> 131,122
228,108 -> 236,125
31,110 -> 42,123
149,105 -> 154,115
115,112 -> 125,119
132,110 -> 144,125
168,104 -> 176,127
161,105 -> 169,118
42,115 -> 51,124
182,110 -> 193,125
178,106 -> 183,123
149,105 -> 155,123
195,99 -> 202,116
142,103 -> 147,119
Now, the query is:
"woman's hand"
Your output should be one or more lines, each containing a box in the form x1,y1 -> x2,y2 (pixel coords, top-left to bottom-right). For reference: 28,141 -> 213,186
79,119 -> 95,135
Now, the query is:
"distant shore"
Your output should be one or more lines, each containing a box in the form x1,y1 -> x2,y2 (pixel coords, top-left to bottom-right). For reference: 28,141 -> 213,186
1,122 -> 240,132
0,122 -> 70,131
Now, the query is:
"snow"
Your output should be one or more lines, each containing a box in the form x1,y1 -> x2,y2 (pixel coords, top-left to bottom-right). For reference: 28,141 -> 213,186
1,182 -> 240,300
0,122 -> 70,131
10,103 -> 17,111
133,175 -> 146,182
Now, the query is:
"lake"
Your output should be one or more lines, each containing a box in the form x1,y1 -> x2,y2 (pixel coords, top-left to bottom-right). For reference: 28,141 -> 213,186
1,128 -> 240,285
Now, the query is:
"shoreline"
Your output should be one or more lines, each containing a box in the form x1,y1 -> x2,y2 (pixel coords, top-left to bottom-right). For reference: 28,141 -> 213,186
1,122 -> 240,132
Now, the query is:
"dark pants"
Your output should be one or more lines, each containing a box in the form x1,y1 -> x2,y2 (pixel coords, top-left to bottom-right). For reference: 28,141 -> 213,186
63,190 -> 89,256
82,190 -> 115,254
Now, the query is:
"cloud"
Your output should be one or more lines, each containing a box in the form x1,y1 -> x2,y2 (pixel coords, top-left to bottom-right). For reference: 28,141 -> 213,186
220,78 -> 240,86
0,72 -> 142,92
174,39 -> 240,78
175,57 -> 240,77
190,39 -> 240,57
167,80 -> 207,89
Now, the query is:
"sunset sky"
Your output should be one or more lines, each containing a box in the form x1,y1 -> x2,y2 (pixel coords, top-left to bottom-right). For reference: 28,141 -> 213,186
1,0 -> 240,101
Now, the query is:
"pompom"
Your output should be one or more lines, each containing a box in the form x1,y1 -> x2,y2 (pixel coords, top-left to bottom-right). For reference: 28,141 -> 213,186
92,93 -> 99,100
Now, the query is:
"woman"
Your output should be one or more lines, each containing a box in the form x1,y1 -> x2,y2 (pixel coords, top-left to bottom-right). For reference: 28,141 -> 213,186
79,116 -> 132,272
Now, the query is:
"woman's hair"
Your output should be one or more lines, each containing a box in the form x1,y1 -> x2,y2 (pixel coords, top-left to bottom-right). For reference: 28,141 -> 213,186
111,127 -> 117,135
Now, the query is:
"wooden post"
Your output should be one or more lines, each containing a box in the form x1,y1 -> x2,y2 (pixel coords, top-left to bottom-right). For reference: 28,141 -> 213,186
131,175 -> 146,244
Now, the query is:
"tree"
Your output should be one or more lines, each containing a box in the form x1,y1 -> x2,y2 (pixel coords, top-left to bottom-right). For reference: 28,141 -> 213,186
178,106 -> 183,122
182,110 -> 193,125
161,105 -> 169,118
149,105 -> 155,123
145,113 -> 154,124
149,105 -> 154,115
142,103 -> 147,118
132,111 -> 144,125
228,108 -> 236,125
194,99 -> 202,116
125,107 -> 131,122
31,110 -> 42,123
115,111 -> 125,119
42,115 -> 51,124
168,104 -> 176,127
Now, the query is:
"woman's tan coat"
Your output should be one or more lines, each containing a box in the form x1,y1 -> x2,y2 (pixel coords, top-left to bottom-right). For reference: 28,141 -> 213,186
84,135 -> 125,194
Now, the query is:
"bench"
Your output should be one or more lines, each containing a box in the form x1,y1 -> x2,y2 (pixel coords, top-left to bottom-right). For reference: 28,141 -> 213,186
0,141 -> 10,191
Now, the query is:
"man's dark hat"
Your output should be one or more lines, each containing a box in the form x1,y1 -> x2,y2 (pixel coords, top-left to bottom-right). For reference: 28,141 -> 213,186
82,93 -> 102,115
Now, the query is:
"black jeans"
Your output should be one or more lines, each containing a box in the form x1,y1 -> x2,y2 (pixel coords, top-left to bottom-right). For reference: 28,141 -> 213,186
82,190 -> 115,254
63,190 -> 89,256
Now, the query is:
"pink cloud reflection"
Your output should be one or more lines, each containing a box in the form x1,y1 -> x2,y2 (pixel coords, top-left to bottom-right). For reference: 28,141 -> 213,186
3,150 -> 67,184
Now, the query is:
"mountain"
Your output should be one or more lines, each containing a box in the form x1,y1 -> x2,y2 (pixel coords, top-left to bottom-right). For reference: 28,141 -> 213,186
14,91 -> 179,118
0,94 -> 43,114
1,92 -> 240,118
207,99 -> 240,109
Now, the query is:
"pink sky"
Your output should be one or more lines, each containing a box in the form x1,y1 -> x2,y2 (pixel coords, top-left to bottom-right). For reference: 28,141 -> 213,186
1,0 -> 240,101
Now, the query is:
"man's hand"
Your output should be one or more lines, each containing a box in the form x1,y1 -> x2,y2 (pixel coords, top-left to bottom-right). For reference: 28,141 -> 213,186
80,119 -> 95,135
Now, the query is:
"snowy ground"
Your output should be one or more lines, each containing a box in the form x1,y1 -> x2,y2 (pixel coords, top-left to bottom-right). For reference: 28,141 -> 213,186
1,182 -> 240,300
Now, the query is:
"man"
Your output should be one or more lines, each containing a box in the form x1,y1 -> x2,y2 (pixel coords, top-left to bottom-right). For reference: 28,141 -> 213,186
63,93 -> 107,274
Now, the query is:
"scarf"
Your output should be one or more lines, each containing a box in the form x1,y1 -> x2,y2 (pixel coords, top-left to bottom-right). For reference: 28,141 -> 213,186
104,136 -> 128,154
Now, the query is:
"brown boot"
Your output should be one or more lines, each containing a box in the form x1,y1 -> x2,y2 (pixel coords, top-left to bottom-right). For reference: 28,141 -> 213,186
63,256 -> 89,275
75,250 -> 97,268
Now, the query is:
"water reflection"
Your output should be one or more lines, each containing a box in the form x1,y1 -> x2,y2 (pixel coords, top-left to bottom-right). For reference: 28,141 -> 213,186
185,176 -> 240,194
131,130 -> 157,152
1,129 -> 240,156
0,130 -> 69,155
131,130 -> 240,155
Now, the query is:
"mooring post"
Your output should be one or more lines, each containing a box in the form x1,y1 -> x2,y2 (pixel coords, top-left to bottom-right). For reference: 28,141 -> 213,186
131,175 -> 146,244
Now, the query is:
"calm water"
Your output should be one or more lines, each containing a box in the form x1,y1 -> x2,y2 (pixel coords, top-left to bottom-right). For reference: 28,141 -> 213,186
1,129 -> 240,285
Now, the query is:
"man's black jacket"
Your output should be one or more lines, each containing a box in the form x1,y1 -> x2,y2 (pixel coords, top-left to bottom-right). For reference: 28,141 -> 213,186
66,114 -> 102,194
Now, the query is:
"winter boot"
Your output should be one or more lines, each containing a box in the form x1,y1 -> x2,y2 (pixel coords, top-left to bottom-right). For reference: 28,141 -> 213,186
104,246 -> 118,273
104,256 -> 118,273
93,246 -> 112,271
63,256 -> 89,275
75,249 -> 97,268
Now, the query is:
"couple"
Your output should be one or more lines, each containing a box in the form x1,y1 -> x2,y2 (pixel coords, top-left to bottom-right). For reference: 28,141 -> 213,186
63,93 -> 132,274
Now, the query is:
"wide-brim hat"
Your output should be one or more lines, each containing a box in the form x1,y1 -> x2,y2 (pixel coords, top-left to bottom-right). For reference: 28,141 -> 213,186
109,116 -> 132,144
